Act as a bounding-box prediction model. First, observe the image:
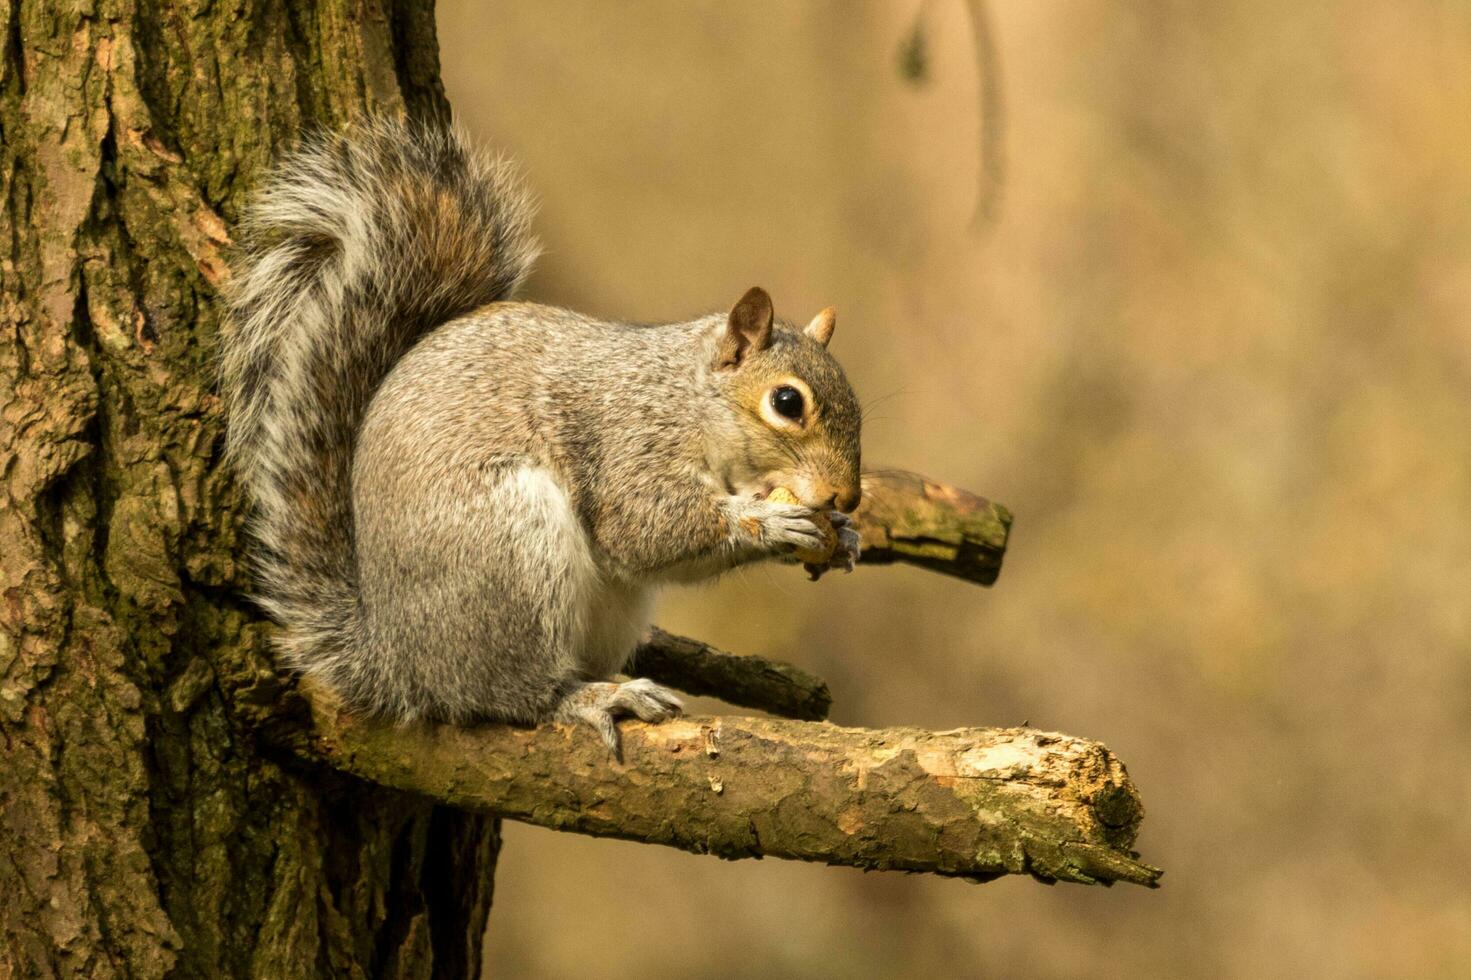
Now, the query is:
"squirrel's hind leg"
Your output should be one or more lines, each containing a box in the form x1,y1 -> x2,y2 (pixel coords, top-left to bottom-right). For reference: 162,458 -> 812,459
356,451 -> 684,749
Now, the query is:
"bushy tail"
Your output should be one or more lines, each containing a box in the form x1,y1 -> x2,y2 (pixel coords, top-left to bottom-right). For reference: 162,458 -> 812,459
220,119 -> 538,678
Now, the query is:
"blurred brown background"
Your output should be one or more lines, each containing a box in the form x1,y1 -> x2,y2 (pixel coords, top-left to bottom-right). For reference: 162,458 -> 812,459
436,2 -> 1471,977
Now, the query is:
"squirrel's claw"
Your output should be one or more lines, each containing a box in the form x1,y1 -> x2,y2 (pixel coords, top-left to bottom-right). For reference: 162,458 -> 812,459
805,515 -> 861,581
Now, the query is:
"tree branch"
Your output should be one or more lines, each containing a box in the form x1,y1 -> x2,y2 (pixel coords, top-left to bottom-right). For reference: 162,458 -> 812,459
630,627 -> 832,720
302,693 -> 1160,887
855,469 -> 1011,585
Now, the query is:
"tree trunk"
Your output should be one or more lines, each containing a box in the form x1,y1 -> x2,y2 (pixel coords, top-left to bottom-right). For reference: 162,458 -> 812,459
0,1 -> 499,975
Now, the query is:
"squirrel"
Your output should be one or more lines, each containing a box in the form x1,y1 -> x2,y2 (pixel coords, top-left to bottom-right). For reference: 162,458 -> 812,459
219,119 -> 863,754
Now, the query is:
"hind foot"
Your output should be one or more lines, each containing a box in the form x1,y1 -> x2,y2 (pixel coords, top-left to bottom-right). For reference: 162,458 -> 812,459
553,678 -> 684,760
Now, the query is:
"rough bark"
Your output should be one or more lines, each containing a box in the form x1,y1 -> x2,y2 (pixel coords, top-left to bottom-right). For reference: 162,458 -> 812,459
0,1 -> 497,976
301,693 -> 1160,887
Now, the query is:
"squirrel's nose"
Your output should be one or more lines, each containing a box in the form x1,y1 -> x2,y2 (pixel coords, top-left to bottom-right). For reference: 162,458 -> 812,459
835,487 -> 861,514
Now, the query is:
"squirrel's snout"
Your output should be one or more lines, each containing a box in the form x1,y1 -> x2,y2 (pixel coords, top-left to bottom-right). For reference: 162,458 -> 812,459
807,479 -> 860,514
804,483 -> 860,513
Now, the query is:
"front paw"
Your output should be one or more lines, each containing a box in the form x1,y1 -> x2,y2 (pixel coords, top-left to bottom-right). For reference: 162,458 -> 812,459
729,497 -> 829,555
804,512 -> 861,580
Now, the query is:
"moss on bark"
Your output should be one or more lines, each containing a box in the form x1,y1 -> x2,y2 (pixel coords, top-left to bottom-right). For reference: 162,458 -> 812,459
0,1 -> 496,975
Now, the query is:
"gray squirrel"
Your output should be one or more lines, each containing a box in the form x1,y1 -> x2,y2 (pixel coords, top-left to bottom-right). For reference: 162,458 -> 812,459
220,120 -> 863,753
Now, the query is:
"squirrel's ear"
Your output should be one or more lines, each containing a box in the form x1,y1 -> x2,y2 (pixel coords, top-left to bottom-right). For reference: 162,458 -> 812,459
717,286 -> 775,369
804,307 -> 836,347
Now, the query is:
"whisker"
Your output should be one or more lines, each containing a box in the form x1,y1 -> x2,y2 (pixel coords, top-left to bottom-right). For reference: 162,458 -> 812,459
860,388 -> 909,415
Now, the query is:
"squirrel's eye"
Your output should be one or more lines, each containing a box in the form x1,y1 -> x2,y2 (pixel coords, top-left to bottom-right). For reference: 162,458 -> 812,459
771,385 -> 805,421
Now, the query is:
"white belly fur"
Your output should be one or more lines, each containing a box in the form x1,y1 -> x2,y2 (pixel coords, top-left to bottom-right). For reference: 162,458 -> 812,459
511,465 -> 651,679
